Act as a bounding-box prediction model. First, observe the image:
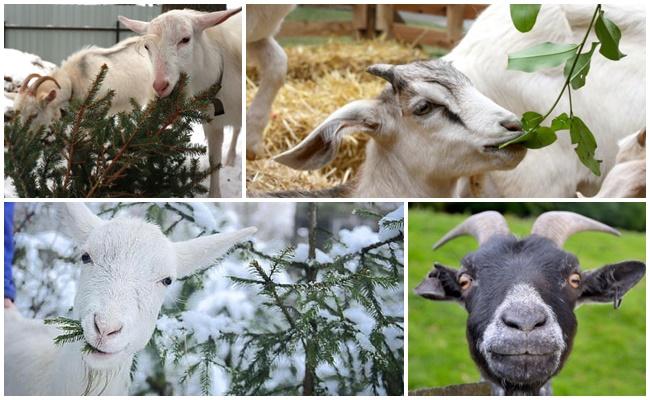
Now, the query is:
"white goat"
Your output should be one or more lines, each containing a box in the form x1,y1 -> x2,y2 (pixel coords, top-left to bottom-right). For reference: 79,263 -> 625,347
274,60 -> 526,197
11,36 -> 154,130
578,129 -> 645,198
4,203 -> 256,395
119,8 -> 242,198
246,5 -> 295,159
446,4 -> 645,197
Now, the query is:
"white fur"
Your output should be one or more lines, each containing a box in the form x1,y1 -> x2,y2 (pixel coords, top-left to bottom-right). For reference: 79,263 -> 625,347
13,36 -> 155,130
246,5 -> 295,159
4,203 -> 256,395
447,4 -> 645,197
120,8 -> 242,197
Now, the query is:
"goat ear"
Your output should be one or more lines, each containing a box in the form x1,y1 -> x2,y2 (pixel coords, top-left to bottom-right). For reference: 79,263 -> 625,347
118,16 -> 149,34
193,7 -> 242,31
414,263 -> 463,302
578,261 -> 645,307
39,89 -> 57,104
173,227 -> 256,278
60,203 -> 104,243
637,128 -> 646,146
274,99 -> 382,170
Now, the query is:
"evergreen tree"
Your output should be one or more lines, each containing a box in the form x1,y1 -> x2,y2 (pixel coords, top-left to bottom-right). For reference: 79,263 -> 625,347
11,202 -> 404,395
5,65 -> 217,197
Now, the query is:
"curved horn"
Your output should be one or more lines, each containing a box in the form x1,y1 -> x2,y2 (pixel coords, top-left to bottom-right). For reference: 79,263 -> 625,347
433,211 -> 510,249
531,211 -> 620,247
19,73 -> 42,93
28,76 -> 61,95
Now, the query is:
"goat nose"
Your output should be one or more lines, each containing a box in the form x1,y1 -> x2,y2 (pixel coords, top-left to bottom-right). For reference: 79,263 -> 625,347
153,80 -> 170,96
501,307 -> 547,332
500,119 -> 523,132
93,314 -> 123,337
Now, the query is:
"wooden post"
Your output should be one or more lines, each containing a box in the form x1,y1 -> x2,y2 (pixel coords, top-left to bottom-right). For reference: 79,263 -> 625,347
446,5 -> 466,46
376,5 -> 395,38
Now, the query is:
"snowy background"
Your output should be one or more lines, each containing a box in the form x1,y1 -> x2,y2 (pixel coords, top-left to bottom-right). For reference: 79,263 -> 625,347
3,48 -> 242,197
8,202 -> 403,395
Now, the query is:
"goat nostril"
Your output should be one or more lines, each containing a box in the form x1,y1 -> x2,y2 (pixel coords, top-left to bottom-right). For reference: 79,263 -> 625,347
93,314 -> 101,334
501,309 -> 547,332
534,315 -> 547,329
108,325 -> 123,337
501,119 -> 523,132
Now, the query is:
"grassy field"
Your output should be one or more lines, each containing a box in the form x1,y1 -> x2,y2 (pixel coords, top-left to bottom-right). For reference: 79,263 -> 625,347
408,209 -> 646,395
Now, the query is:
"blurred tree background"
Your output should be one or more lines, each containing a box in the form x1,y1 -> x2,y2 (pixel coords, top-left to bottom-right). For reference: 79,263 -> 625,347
408,202 -> 646,232
408,204 -> 645,395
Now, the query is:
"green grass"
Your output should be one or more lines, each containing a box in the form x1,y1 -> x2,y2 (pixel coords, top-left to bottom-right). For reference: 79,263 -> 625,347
408,209 -> 646,395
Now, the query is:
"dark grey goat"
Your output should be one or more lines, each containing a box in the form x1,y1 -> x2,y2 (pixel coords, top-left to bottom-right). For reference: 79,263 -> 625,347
415,211 -> 645,395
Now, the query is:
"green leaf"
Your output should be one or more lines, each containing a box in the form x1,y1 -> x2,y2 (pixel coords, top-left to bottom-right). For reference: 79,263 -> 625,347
570,116 -> 602,175
551,113 -> 571,131
508,42 -> 579,72
521,111 -> 544,131
510,5 -> 542,33
499,125 -> 557,149
595,10 -> 626,60
563,42 -> 599,89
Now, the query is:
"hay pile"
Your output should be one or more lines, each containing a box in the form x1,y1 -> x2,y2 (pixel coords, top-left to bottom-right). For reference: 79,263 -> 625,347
246,39 -> 427,194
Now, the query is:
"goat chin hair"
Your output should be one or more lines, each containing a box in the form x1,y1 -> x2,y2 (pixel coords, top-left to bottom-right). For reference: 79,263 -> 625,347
82,361 -> 123,395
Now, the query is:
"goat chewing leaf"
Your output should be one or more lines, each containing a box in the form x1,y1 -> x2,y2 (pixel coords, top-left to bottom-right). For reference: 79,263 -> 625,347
570,116 -> 602,176
595,10 -> 626,61
564,42 -> 599,89
508,42 -> 579,72
510,5 -> 542,33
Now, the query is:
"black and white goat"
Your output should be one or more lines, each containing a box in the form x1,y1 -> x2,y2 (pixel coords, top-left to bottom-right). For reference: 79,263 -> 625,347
415,211 -> 645,395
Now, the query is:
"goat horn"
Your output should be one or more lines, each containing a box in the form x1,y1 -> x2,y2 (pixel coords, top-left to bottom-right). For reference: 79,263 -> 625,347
433,211 -> 510,249
28,76 -> 61,95
531,211 -> 620,247
19,73 -> 42,93
367,63 -> 396,84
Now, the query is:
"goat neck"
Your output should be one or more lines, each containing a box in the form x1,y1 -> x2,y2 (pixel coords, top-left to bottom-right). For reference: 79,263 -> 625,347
356,136 -> 460,197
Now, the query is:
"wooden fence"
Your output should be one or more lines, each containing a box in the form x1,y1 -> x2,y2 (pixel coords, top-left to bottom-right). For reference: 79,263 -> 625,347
278,4 -> 489,48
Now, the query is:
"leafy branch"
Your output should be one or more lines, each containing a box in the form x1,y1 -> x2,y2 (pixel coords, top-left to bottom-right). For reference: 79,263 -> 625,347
502,4 -> 627,175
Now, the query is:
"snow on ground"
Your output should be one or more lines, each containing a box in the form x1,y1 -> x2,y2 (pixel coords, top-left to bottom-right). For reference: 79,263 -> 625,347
189,123 -> 242,198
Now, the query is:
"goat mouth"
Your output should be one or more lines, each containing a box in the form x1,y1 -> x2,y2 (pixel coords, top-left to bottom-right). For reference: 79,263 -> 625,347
483,136 -> 525,153
86,343 -> 124,357
487,350 -> 559,384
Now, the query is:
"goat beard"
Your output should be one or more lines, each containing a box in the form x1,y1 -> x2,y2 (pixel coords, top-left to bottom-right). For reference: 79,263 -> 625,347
82,362 -> 121,395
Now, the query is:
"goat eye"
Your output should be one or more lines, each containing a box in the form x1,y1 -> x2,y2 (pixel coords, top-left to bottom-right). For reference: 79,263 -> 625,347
161,277 -> 173,286
81,252 -> 92,264
144,44 -> 149,51
458,273 -> 473,290
568,273 -> 581,288
179,37 -> 190,45
413,100 -> 437,116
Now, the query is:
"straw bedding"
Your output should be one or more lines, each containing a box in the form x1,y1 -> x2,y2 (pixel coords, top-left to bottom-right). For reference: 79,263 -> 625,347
246,39 -> 427,194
